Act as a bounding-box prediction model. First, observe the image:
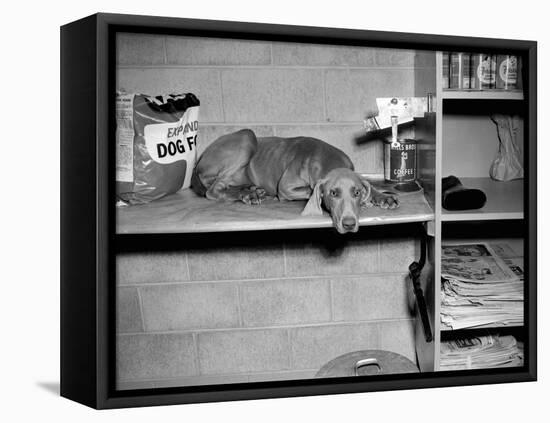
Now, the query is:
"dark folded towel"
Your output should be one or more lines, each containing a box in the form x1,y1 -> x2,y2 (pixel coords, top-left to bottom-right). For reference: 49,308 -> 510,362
442,175 -> 487,211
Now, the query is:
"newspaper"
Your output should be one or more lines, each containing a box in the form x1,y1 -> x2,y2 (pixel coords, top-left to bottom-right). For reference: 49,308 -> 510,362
440,334 -> 523,371
442,243 -> 520,283
440,242 -> 524,330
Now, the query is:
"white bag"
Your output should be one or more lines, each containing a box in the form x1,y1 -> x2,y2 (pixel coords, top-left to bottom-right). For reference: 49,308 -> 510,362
489,114 -> 523,181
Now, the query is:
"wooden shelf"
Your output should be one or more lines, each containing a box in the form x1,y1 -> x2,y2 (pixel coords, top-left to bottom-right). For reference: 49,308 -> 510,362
441,322 -> 523,331
116,183 -> 434,234
442,89 -> 523,101
442,177 -> 523,222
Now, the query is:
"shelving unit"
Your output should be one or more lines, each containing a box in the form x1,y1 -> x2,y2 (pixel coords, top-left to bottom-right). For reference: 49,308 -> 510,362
421,51 -> 527,372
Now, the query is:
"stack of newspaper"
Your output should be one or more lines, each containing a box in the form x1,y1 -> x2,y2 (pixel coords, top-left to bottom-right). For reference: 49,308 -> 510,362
440,242 -> 524,330
440,334 -> 523,370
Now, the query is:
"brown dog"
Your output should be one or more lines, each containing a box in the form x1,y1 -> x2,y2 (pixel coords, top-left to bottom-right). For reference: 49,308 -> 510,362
191,129 -> 399,233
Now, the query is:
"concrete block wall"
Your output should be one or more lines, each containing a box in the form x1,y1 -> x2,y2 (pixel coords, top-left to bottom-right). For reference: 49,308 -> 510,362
115,34 -> 421,389
117,233 -> 419,389
116,33 -> 417,174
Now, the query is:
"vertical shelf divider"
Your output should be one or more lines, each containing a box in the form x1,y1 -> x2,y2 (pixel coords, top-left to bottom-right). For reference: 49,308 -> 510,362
413,50 -> 441,372
433,51 -> 444,371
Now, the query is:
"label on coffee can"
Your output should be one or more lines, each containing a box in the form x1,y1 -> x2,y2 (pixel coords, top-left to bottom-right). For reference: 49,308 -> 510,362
476,54 -> 497,89
384,139 -> 417,183
496,55 -> 518,89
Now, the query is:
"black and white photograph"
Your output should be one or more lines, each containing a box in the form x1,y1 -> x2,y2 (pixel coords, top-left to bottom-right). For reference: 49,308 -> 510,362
111,28 -> 531,392
7,0 -> 548,419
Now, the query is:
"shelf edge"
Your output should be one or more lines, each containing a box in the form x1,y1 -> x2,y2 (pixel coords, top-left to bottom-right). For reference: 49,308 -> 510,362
441,212 -> 524,222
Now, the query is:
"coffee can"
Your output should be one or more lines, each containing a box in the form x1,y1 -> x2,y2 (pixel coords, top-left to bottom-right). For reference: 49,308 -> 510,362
384,138 -> 417,184
496,55 -> 518,90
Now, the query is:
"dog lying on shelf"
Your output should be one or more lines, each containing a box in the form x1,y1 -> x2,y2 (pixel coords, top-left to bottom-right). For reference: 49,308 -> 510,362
191,129 -> 399,234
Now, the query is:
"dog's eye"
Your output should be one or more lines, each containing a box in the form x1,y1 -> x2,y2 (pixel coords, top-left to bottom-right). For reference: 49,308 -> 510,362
330,189 -> 339,197
353,189 -> 361,197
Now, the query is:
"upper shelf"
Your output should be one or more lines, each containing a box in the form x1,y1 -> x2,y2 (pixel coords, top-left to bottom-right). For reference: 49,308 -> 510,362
117,183 -> 434,234
440,321 -> 523,331
442,89 -> 524,101
442,177 -> 524,222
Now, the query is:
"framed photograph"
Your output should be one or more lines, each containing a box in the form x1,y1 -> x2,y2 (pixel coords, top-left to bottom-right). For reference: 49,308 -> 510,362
60,13 -> 537,409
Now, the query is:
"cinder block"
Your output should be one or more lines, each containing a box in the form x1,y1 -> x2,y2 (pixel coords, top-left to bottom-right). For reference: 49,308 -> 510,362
240,278 -> 331,327
414,51 -> 437,68
198,329 -> 290,374
116,252 -> 188,285
117,333 -> 197,380
377,319 -> 417,363
374,48 -> 416,67
272,42 -> 376,66
187,244 -> 284,281
221,69 -> 324,122
116,287 -> 143,333
116,33 -> 165,65
290,323 -> 379,370
140,283 -> 240,331
325,69 -> 415,122
379,237 -> 418,273
285,237 -> 379,277
415,67 -> 437,96
116,68 -> 223,122
332,275 -> 413,322
273,125 -> 383,174
198,125 -> 274,156
166,36 -> 271,65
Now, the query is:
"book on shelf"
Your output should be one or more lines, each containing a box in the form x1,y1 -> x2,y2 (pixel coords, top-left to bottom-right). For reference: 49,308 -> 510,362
440,241 -> 524,330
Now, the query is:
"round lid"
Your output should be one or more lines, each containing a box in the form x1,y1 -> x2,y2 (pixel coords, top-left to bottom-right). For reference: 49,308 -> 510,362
316,350 -> 419,378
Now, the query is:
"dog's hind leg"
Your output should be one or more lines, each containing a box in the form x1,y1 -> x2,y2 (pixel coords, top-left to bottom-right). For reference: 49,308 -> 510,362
192,129 -> 266,203
276,162 -> 314,201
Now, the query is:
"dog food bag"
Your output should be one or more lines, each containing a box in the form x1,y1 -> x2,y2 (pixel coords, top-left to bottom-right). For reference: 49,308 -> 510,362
116,92 -> 200,204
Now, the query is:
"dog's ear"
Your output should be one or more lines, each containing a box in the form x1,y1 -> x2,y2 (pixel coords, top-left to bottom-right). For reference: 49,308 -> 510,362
301,180 -> 325,216
359,175 -> 373,208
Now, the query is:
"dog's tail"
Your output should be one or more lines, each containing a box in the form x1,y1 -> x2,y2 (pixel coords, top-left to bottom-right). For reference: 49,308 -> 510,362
190,166 -> 207,197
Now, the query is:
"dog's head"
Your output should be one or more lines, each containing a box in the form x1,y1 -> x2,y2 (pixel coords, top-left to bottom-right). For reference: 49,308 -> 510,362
301,168 -> 373,234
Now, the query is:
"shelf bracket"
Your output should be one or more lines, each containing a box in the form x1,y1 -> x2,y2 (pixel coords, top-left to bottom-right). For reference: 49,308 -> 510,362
409,227 -> 433,343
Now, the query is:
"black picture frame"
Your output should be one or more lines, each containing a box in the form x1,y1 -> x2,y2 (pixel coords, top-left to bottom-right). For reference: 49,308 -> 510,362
60,12 -> 537,409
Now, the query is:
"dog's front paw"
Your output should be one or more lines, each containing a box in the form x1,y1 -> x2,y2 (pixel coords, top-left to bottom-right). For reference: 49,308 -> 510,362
361,198 -> 375,208
239,186 -> 266,205
372,192 -> 399,209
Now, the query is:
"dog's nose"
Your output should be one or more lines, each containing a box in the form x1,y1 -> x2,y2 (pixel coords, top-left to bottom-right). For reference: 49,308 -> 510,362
342,216 -> 357,230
